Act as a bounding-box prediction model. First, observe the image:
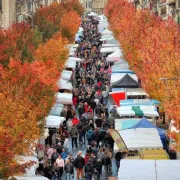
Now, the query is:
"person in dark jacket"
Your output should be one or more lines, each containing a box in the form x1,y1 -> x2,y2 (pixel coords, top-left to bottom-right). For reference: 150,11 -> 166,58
51,149 -> 59,165
84,161 -> 94,180
74,151 -> 85,180
64,159 -> 74,180
101,151 -> 111,178
115,150 -> 125,171
70,125 -> 78,149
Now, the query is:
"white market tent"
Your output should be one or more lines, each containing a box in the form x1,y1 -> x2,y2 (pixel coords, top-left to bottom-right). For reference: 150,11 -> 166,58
58,79 -> 73,90
65,58 -> 76,69
100,36 -> 114,41
67,44 -> 79,48
61,70 -> 72,81
102,44 -> 119,47
118,160 -> 180,180
50,103 -> 64,116
111,73 -> 138,85
101,28 -> 112,35
107,49 -> 123,62
45,115 -> 65,128
117,105 -> 159,117
114,128 -> 163,151
15,156 -> 49,179
68,57 -> 84,62
88,12 -> 98,17
100,47 -> 120,53
112,63 -> 130,72
57,92 -> 73,104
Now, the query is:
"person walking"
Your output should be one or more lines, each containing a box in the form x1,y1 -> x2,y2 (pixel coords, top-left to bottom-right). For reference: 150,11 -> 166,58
61,148 -> 67,161
64,158 -> 74,180
55,154 -> 64,180
63,136 -> 70,153
84,161 -> 93,180
101,151 -> 111,178
51,148 -> 59,165
70,125 -> 78,149
74,151 -> 85,180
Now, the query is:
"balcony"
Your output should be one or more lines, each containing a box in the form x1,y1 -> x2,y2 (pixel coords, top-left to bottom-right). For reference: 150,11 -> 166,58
167,0 -> 176,5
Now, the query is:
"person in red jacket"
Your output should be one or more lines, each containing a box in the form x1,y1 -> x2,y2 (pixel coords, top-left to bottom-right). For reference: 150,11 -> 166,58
73,96 -> 78,107
72,115 -> 79,125
84,102 -> 89,113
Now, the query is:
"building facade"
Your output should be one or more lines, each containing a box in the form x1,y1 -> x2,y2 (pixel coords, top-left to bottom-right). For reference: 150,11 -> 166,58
133,0 -> 180,23
92,0 -> 107,15
1,0 -> 16,29
80,0 -> 92,19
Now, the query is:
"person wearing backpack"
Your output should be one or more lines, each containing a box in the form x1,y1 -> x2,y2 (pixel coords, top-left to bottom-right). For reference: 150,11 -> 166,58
70,125 -> 79,149
86,127 -> 94,145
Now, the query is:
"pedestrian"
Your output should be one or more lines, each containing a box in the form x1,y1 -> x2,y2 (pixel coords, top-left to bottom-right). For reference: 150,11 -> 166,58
74,151 -> 85,180
115,150 -> 125,171
61,148 -> 67,161
84,161 -> 93,180
64,158 -> 74,180
63,136 -> 69,153
51,148 -> 59,165
46,145 -> 54,163
70,124 -> 78,149
86,127 -> 94,145
72,115 -> 79,125
101,151 -> 111,178
55,154 -> 64,180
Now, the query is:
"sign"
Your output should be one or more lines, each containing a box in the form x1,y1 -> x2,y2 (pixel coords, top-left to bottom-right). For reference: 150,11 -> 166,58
108,129 -> 128,151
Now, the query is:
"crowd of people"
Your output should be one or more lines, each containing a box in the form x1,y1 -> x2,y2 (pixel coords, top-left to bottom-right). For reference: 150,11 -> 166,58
36,17 -> 127,180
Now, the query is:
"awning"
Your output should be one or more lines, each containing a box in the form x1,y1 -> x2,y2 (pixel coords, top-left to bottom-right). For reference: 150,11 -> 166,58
100,47 -> 120,53
58,79 -> 73,90
120,99 -> 160,106
114,128 -> 163,151
88,12 -> 98,16
117,105 -> 159,117
118,160 -> 180,180
107,49 -> 123,62
111,73 -> 138,85
102,44 -> 119,47
61,70 -> 72,81
65,59 -> 76,69
50,103 -> 64,116
109,91 -> 126,106
101,28 -> 112,35
68,57 -> 83,62
45,115 -> 65,128
56,93 -> 73,104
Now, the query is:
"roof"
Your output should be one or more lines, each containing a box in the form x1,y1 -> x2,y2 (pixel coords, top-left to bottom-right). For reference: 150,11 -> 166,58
45,115 -> 65,128
118,160 -> 180,180
114,128 -> 163,151
56,93 -> 73,104
112,74 -> 140,88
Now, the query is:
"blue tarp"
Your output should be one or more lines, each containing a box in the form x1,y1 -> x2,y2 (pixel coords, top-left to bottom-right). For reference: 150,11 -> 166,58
120,99 -> 160,106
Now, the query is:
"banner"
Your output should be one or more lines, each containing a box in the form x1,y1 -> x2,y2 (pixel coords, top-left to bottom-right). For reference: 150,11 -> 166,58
108,129 -> 128,151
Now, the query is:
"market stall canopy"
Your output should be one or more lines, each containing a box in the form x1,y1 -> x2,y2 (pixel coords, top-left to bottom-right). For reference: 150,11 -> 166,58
15,156 -> 48,179
129,117 -> 166,140
120,99 -> 160,106
107,49 -> 123,62
67,44 -> 79,48
88,12 -> 98,16
50,103 -> 64,116
115,118 -> 140,130
109,91 -> 126,106
101,47 -> 120,53
65,58 -> 76,69
100,36 -> 114,41
68,57 -> 83,62
114,128 -> 163,151
101,28 -> 112,35
117,105 -> 159,117
45,115 -> 65,128
102,44 -> 119,47
111,73 -> 138,85
105,38 -> 119,45
58,79 -> 73,90
56,92 -> 73,104
61,70 -> 72,81
118,160 -> 180,180
112,63 -> 130,72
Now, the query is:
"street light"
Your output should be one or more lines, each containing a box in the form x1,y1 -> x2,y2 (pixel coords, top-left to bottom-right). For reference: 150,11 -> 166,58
159,77 -> 180,81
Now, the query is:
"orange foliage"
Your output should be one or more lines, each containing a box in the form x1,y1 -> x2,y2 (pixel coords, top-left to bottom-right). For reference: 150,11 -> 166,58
105,0 -> 180,137
60,11 -> 81,42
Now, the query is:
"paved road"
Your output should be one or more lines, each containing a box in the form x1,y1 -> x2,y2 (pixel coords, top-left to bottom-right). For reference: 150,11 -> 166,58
60,139 -> 117,180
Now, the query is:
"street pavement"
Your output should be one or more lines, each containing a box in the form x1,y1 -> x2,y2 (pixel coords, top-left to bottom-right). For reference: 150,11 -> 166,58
61,139 -> 117,180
